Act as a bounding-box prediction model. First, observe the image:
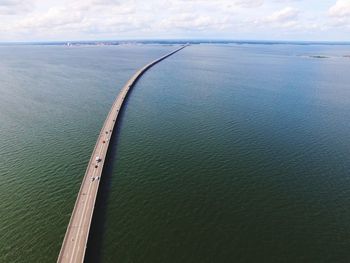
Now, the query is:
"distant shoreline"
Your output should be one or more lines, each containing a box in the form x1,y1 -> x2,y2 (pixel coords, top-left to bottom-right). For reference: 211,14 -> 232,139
1,39 -> 350,46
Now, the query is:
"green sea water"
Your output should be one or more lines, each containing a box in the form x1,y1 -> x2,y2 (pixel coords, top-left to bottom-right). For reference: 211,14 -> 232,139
1,44 -> 350,262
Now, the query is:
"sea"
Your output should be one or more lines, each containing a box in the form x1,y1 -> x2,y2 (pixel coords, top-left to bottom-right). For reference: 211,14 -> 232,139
1,42 -> 350,262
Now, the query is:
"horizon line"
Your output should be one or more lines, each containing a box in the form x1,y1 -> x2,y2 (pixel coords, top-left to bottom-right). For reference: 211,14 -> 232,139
1,38 -> 350,45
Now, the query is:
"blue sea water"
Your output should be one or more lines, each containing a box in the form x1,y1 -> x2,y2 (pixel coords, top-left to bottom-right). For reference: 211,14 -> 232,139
1,43 -> 350,262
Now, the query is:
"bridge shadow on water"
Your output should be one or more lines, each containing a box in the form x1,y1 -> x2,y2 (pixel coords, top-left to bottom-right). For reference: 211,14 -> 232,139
84,94 -> 132,263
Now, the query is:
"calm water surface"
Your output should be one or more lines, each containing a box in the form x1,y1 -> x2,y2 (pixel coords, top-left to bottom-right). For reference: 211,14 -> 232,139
1,44 -> 350,262
0,44 -> 174,262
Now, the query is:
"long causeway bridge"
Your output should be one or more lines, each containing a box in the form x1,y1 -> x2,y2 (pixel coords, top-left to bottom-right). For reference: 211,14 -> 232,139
57,44 -> 188,263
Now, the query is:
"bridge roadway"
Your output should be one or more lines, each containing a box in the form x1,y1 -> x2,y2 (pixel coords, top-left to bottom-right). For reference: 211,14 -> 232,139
57,44 -> 188,263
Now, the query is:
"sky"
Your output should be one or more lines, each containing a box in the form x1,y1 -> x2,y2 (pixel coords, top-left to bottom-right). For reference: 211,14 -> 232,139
0,0 -> 349,42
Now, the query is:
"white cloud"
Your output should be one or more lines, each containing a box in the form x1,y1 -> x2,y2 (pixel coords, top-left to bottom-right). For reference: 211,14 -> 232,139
0,0 -> 347,41
328,0 -> 350,28
265,7 -> 299,23
329,0 -> 350,17
0,0 -> 33,15
228,0 -> 264,8
177,0 -> 263,8
159,13 -> 233,32
19,7 -> 83,29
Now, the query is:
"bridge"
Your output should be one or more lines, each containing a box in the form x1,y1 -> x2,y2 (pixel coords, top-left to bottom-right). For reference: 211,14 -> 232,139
57,45 -> 188,263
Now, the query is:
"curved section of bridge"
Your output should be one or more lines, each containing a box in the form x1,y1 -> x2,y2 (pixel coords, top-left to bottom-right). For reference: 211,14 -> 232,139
57,45 -> 188,263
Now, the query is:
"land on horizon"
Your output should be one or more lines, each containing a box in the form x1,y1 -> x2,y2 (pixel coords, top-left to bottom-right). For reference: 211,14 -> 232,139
1,39 -> 350,46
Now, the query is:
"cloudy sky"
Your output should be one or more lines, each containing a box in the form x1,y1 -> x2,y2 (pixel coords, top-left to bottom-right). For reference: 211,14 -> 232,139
0,0 -> 349,41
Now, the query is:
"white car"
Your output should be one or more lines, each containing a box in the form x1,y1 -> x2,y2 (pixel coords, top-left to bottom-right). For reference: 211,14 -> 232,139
95,156 -> 101,162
